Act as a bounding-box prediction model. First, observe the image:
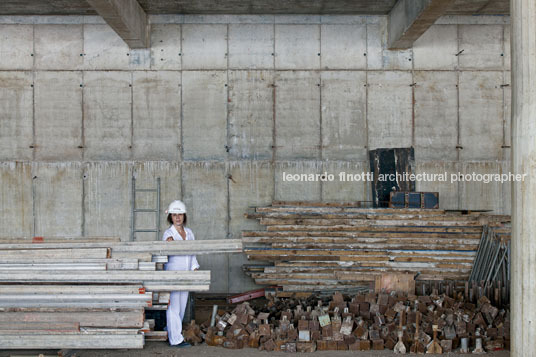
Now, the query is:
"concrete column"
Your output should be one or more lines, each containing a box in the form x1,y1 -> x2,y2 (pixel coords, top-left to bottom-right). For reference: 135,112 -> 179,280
511,0 -> 536,355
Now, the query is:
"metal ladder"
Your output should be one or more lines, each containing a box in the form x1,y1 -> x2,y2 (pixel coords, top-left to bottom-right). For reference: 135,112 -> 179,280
130,177 -> 161,241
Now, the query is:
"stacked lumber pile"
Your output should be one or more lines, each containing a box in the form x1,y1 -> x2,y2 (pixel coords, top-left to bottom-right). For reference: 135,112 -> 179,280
198,290 -> 509,353
243,202 -> 511,292
0,236 -> 242,349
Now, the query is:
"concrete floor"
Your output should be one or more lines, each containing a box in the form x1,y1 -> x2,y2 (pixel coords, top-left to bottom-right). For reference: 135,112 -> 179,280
0,343 -> 510,357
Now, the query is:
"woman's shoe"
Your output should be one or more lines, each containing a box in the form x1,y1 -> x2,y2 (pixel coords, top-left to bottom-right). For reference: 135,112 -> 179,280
173,341 -> 191,348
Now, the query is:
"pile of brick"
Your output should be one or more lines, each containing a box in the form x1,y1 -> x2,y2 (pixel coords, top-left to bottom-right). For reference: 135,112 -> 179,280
190,291 -> 509,353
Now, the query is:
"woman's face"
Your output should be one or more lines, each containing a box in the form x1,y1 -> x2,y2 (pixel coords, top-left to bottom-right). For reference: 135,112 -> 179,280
171,213 -> 184,226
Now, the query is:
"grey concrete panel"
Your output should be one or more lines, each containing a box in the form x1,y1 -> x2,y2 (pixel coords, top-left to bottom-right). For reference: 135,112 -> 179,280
320,15 -> 367,24
503,25 -> 510,70
34,25 -> 83,70
150,24 -> 181,70
0,162 -> 33,237
83,71 -> 132,160
0,71 -> 33,161
320,24 -> 366,69
459,71 -> 503,161
414,71 -> 458,161
84,162 -> 131,241
414,161 -> 459,210
459,162 -> 505,213
181,24 -> 227,70
228,24 -> 274,69
228,161 -> 273,292
367,19 -> 412,70
0,25 -> 33,70
34,163 -> 83,237
274,161 -> 322,202
275,71 -> 320,160
133,161 -> 181,242
182,162 -> 228,293
459,25 -> 504,70
182,71 -> 227,160
34,71 -> 82,161
321,161 -> 370,203
83,24 -> 130,70
228,70 -> 273,160
274,15 -> 321,24
321,71 -> 367,161
132,71 -> 180,161
367,71 -> 413,149
413,25 -> 458,70
275,25 -> 320,69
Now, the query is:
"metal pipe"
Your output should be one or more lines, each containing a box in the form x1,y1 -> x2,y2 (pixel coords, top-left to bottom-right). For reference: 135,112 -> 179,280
210,304 -> 219,327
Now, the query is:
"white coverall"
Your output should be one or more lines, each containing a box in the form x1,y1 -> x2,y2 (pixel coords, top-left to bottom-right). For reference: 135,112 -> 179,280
162,225 -> 200,345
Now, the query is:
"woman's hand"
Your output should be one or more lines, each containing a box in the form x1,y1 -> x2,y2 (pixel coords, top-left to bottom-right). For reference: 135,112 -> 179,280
166,237 -> 173,242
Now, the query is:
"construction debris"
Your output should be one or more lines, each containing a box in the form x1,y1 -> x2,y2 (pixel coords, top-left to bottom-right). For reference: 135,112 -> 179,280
0,236 -> 241,349
194,290 -> 509,353
243,202 -> 510,293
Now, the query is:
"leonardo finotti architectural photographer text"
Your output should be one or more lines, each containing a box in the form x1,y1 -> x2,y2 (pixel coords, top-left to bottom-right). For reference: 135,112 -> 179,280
282,171 -> 527,184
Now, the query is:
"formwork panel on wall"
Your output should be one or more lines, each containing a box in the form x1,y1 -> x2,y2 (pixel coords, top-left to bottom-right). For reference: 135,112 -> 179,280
0,163 -> 32,237
459,162 -> 505,213
34,71 -> 82,161
321,24 -> 366,69
274,161 -> 322,202
275,25 -> 320,69
228,70 -> 273,160
275,71 -> 320,160
150,24 -> 181,70
182,71 -> 227,160
367,71 -> 412,149
34,25 -> 83,70
182,162 -> 228,293
83,71 -> 132,160
414,71 -> 458,161
415,161 -> 460,210
229,24 -> 274,69
132,71 -> 181,161
83,24 -> 130,70
413,25 -> 458,70
84,162 -> 131,241
321,161 -> 370,203
321,71 -> 367,161
0,71 -> 33,161
503,25 -> 510,70
458,25 -> 504,70
34,163 -> 83,237
181,24 -> 227,70
229,161 -> 273,292
459,71 -> 503,161
366,18 -> 412,70
0,25 -> 33,70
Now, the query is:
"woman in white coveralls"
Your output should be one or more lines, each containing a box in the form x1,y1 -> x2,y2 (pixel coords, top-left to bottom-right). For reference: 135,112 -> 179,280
163,200 -> 200,348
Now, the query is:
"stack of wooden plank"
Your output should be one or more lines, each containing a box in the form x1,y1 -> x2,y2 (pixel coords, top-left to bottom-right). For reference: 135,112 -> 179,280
242,202 -> 510,292
0,236 -> 242,349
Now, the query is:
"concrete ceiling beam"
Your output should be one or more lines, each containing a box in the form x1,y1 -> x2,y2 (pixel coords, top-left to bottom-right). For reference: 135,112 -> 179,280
86,0 -> 149,49
388,0 -> 456,50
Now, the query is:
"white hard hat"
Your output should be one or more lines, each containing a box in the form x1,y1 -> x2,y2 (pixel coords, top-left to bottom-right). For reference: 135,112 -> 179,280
166,200 -> 186,214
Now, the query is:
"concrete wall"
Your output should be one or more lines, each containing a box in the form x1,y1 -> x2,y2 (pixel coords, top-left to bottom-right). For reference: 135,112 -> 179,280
0,14 -> 511,293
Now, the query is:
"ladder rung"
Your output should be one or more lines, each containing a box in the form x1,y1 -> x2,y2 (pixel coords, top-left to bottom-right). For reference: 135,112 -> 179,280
134,229 -> 158,233
135,189 -> 158,192
134,209 -> 158,213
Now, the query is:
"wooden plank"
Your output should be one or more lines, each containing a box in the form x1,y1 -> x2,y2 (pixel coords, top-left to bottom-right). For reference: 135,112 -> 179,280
374,273 -> 415,293
0,237 -> 120,243
0,310 -> 144,328
0,263 -> 107,271
0,259 -> 138,269
0,270 -> 210,284
0,334 -> 144,349
0,248 -> 110,259
0,239 -> 243,255
0,285 -> 145,295
0,322 -> 79,331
